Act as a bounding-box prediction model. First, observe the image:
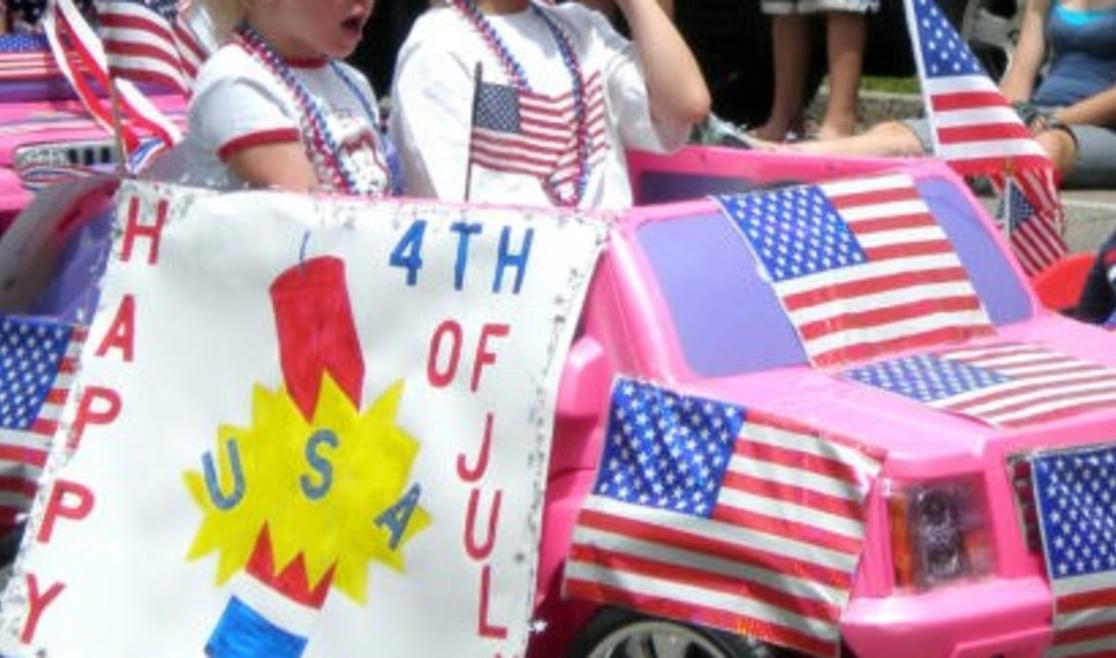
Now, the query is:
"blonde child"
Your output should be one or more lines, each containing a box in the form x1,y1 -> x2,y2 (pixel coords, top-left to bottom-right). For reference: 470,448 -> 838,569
388,0 -> 709,209
178,0 -> 396,195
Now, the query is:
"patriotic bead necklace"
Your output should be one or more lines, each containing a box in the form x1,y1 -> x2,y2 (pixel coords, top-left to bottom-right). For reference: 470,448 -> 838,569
236,25 -> 380,195
450,0 -> 591,206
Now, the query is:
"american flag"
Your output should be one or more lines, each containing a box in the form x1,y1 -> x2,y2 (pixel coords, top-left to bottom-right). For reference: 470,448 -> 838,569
906,0 -> 1065,276
468,74 -> 607,199
0,33 -> 59,81
96,0 -> 214,94
997,175 -> 1067,277
844,342 -> 1116,427
906,0 -> 1050,176
1030,443 -> 1116,658
715,173 -> 992,368
0,317 -> 85,535
563,378 -> 884,658
43,0 -> 184,150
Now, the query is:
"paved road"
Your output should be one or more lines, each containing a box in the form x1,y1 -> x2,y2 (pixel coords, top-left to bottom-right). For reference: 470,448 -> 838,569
1062,190 -> 1116,253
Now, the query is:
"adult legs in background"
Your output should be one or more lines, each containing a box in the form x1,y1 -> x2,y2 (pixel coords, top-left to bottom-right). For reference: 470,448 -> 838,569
817,11 -> 867,140
753,14 -> 811,142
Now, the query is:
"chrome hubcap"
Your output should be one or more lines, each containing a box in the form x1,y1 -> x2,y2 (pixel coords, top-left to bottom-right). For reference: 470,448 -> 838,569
587,620 -> 732,658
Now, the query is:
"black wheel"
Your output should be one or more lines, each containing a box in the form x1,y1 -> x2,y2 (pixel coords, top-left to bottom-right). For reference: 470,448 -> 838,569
566,607 -> 793,658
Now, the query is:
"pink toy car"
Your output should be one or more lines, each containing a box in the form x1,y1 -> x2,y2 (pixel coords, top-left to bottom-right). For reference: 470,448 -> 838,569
5,142 -> 1114,658
0,34 -> 186,234
522,147 -> 1116,658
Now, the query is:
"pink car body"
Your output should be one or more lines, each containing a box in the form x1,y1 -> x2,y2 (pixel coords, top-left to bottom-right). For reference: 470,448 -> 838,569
527,147 -> 1116,658
2,90 -> 1113,654
0,95 -> 186,233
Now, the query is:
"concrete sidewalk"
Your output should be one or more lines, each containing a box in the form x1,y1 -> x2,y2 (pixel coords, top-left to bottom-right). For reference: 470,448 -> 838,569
1061,191 -> 1116,253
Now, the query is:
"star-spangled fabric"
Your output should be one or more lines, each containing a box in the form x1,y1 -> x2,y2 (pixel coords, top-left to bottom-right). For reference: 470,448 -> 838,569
563,378 -> 884,658
95,0 -> 214,94
1031,444 -> 1116,657
998,176 -> 1067,277
0,316 -> 85,535
715,173 -> 992,368
906,0 -> 1049,174
844,342 -> 1116,427
42,0 -> 184,151
469,75 -> 607,199
906,0 -> 1065,275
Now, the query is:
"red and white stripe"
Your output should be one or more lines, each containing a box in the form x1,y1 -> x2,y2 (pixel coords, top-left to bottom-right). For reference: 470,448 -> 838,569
0,50 -> 60,81
97,0 -> 214,93
1048,571 -> 1116,658
904,0 -> 1064,265
937,343 -> 1116,427
566,412 -> 882,658
470,72 -> 608,182
998,170 -> 1067,277
98,0 -> 190,93
773,173 -> 992,368
0,327 -> 85,533
922,73 -> 1050,176
44,0 -> 183,150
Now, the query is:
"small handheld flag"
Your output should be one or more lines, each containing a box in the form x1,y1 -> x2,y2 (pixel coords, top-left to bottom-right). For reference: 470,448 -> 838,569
996,175 -> 1067,276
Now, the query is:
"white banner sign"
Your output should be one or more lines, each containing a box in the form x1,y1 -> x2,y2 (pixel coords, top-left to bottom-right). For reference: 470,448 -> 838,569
0,181 -> 605,657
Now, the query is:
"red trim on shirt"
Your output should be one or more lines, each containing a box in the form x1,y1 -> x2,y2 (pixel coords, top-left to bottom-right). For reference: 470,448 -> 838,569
218,128 -> 301,161
285,56 -> 329,69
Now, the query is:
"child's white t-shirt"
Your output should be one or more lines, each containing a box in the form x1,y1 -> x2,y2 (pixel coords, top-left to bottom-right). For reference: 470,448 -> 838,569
389,3 -> 690,209
180,44 -> 392,196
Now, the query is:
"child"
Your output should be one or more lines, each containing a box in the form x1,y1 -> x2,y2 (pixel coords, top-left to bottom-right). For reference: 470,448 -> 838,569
388,0 -> 710,209
177,0 -> 395,195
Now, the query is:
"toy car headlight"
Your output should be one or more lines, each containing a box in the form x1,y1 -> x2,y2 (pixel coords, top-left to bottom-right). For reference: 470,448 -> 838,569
886,478 -> 994,590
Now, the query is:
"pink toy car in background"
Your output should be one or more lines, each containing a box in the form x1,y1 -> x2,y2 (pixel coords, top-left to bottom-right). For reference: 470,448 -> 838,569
0,33 -> 185,234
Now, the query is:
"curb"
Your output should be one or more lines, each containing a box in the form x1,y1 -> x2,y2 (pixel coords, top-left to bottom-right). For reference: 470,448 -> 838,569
806,87 -> 924,128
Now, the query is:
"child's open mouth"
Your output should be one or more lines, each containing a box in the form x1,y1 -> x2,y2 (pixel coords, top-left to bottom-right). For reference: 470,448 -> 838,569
341,16 -> 363,34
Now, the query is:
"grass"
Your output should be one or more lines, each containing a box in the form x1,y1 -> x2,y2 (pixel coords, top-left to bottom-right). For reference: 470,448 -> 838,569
860,76 -> 920,94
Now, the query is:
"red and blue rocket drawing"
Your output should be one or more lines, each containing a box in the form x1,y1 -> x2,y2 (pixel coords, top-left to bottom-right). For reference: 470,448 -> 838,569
183,256 -> 430,657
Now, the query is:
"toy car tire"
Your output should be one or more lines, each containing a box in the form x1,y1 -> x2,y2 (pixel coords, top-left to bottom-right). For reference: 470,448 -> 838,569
565,606 -> 790,658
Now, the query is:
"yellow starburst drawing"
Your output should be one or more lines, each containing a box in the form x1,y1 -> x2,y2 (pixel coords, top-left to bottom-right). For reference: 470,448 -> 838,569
183,376 -> 430,603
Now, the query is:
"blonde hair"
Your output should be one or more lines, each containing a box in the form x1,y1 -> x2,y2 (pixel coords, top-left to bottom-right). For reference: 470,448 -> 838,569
204,0 -> 252,39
